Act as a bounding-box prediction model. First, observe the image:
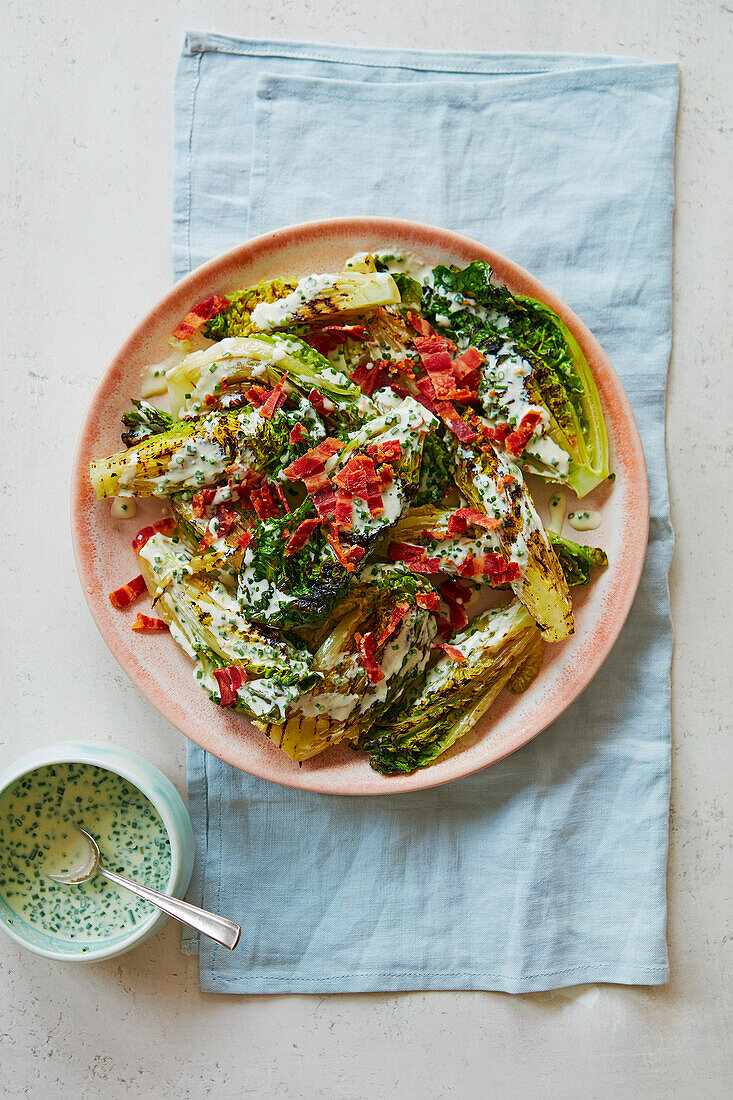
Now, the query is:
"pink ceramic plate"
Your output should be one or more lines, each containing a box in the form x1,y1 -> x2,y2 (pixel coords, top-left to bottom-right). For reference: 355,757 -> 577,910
72,218 -> 648,796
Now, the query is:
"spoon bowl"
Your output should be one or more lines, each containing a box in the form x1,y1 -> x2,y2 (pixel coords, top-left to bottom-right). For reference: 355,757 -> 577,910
47,825 -> 241,951
47,827 -> 101,884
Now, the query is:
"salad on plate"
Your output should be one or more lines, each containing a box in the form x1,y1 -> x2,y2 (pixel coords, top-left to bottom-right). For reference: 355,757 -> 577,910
90,251 -> 611,775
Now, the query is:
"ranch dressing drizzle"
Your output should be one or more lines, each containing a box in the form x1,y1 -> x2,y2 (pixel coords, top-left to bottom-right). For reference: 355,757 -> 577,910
568,510 -> 602,532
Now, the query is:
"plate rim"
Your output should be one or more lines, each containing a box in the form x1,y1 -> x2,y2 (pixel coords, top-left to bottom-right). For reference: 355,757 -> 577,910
71,216 -> 649,795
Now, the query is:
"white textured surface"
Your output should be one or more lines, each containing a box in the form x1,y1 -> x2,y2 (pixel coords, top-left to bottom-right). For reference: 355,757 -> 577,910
1,2 -> 731,1097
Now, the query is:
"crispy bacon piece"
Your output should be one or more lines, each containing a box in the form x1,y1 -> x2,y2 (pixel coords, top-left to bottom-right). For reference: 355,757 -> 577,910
451,346 -> 484,384
259,380 -> 287,420
213,665 -> 248,708
350,360 -> 391,397
237,530 -> 253,552
109,574 -> 147,609
303,325 -> 369,355
440,578 -> 472,631
172,295 -> 230,341
198,506 -> 240,550
505,410 -> 544,456
415,591 -> 440,612
446,508 -> 501,536
481,553 -> 521,586
131,614 -> 169,633
354,631 -> 385,684
132,518 -> 176,553
333,491 -> 354,528
435,402 -> 479,443
376,464 -> 393,491
387,541 -> 442,574
366,439 -> 402,464
283,438 -> 343,481
333,454 -> 384,517
307,387 -> 335,417
407,312 -> 438,338
324,523 -> 363,572
377,601 -> 411,646
289,423 -> 306,445
249,482 -> 281,520
191,488 -> 216,518
436,643 -> 467,663
284,517 -> 320,557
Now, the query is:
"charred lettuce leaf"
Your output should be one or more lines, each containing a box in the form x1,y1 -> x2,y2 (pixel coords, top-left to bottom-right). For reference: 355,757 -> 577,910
359,600 -> 542,775
549,532 -> 608,587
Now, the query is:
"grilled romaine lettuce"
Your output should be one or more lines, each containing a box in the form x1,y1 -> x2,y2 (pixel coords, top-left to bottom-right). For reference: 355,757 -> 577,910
549,532 -> 608,587
137,532 -> 317,723
422,261 -> 609,496
164,334 -> 362,422
454,442 -> 574,641
89,411 -> 248,499
359,600 -> 542,775
255,564 -> 437,762
247,270 -> 400,331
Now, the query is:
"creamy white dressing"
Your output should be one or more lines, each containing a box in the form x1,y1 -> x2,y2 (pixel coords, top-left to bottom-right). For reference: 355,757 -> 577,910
525,434 -> 570,478
250,273 -> 339,331
547,493 -> 566,535
481,343 -> 549,434
568,509 -> 602,532
110,497 -> 137,519
293,691 -> 360,721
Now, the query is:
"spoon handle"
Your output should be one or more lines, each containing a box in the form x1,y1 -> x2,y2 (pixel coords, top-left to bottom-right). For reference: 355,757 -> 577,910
98,866 -> 241,950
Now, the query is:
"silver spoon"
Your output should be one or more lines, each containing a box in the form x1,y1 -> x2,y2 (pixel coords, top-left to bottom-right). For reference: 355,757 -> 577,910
47,827 -> 240,950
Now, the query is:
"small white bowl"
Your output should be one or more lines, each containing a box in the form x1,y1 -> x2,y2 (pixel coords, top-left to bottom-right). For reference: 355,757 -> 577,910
0,741 -> 194,962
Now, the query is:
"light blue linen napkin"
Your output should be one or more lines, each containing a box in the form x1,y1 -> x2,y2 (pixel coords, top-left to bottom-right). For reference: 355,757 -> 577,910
174,34 -> 678,994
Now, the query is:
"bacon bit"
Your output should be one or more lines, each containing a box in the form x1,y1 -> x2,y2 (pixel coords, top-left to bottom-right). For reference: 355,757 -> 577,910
496,473 -> 516,492
283,438 -> 343,481
354,631 -> 385,684
350,360 -> 390,397
334,458 -> 368,496
307,387 -> 335,416
389,382 -> 410,399
172,294 -> 230,340
446,508 -> 501,536
435,402 -> 479,443
213,665 -> 248,708
416,591 -> 440,612
311,482 -> 339,523
284,517 -> 320,557
303,325 -> 369,355
440,578 -> 472,631
505,410 -> 544,457
132,518 -> 176,553
481,553 -> 521,586
377,601 -> 411,646
376,464 -> 393,490
451,346 -> 484,382
244,385 -> 270,408
109,574 -> 147,609
437,643 -> 467,664
324,524 -> 362,572
271,485 -> 289,514
192,488 -> 216,518
407,312 -> 438,338
131,613 -> 169,633
198,506 -> 239,551
366,439 -> 402,464
259,380 -> 287,420
249,482 -> 281,520
413,334 -> 455,366
458,551 -> 480,578
289,423 -> 306,445
237,530 -> 253,552
387,541 -> 442,574
333,491 -> 355,528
